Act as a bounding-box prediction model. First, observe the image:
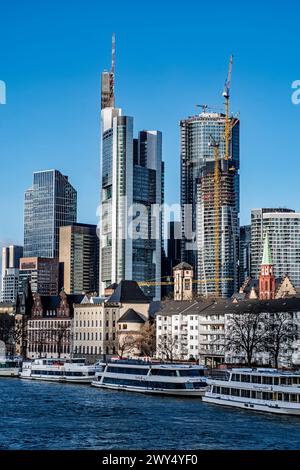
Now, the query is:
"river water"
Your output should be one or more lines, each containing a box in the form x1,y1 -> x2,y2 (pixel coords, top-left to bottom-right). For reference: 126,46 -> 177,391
0,378 -> 300,449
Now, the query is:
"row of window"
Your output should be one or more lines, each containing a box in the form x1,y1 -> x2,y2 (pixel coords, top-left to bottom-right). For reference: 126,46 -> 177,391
231,373 -> 300,386
212,386 -> 300,402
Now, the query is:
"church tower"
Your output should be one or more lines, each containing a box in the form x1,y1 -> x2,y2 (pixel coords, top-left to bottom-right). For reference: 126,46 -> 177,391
173,262 -> 193,301
259,233 -> 276,300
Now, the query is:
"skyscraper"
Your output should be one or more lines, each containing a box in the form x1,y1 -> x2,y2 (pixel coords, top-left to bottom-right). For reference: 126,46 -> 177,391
132,130 -> 163,300
180,111 -> 240,297
99,36 -> 163,300
59,223 -> 99,294
250,208 -> 300,286
19,257 -> 59,296
24,170 -> 77,258
1,245 -> 23,302
167,221 -> 181,270
239,225 -> 251,286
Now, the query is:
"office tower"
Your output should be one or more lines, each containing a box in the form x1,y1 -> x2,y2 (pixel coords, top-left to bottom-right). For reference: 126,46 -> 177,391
250,208 -> 300,286
180,111 -> 240,297
167,221 -> 181,270
19,257 -> 59,296
1,269 -> 19,303
239,225 -> 251,287
24,170 -> 77,259
99,36 -> 163,300
1,245 -> 23,273
132,131 -> 163,300
59,223 -> 99,294
1,245 -> 23,302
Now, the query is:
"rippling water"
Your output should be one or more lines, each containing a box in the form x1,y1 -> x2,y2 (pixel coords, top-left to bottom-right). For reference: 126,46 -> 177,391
1,378 -> 300,449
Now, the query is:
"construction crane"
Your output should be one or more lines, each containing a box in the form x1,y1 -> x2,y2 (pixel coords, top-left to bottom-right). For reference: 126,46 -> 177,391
222,54 -> 233,161
208,136 -> 221,298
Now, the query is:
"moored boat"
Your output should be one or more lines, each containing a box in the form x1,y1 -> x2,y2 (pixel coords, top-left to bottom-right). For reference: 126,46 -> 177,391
20,357 -> 99,383
91,359 -> 208,396
203,368 -> 300,415
0,358 -> 21,377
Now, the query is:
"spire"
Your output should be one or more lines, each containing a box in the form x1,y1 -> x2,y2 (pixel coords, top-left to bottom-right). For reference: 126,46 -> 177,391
101,33 -> 116,110
261,233 -> 273,266
111,32 -> 115,75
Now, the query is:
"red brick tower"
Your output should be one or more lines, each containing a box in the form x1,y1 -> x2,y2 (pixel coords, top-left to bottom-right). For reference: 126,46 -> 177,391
259,233 -> 276,300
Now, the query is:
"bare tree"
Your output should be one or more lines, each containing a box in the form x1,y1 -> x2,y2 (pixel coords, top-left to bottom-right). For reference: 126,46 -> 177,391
225,312 -> 268,367
157,334 -> 179,363
118,334 -> 136,359
51,323 -> 70,358
0,314 -> 24,356
137,322 -> 156,357
35,329 -> 50,358
264,312 -> 297,368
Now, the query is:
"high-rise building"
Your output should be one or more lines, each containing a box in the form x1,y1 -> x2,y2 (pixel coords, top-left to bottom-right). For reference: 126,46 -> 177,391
59,223 -> 99,294
99,36 -> 163,300
1,245 -> 23,302
239,225 -> 251,287
180,112 -> 240,297
24,170 -> 77,259
1,269 -> 19,303
132,131 -> 163,300
19,257 -> 59,296
167,221 -> 181,270
250,208 -> 300,286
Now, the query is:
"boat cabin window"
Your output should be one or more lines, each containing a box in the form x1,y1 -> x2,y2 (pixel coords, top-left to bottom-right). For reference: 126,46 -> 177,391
178,369 -> 204,377
273,377 -> 279,385
251,375 -> 261,384
241,389 -> 251,398
151,369 -> 177,377
232,374 -> 241,382
106,366 -> 148,375
281,377 -> 292,386
262,376 -> 273,385
241,374 -> 250,383
230,388 -> 240,397
292,377 -> 300,385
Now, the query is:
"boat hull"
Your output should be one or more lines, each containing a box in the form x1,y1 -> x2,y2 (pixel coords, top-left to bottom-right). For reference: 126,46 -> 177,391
91,381 -> 206,397
0,369 -> 19,377
19,374 -> 93,384
202,395 -> 300,416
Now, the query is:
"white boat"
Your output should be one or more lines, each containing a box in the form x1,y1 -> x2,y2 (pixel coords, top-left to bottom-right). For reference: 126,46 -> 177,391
91,359 -> 208,396
0,358 -> 20,377
20,357 -> 99,383
203,368 -> 300,415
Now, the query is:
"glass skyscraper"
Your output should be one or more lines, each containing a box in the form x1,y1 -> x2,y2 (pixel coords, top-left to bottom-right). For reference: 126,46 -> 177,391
24,170 -> 77,258
180,112 -> 240,297
250,208 -> 300,286
99,37 -> 163,300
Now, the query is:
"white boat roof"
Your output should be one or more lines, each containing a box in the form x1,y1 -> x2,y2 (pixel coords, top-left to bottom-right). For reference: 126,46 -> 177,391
230,368 -> 300,376
106,360 -> 205,369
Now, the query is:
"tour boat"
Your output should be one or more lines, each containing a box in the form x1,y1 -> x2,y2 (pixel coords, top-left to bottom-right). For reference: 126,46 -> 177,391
91,359 -> 208,396
0,358 -> 21,377
19,357 -> 99,383
203,368 -> 300,415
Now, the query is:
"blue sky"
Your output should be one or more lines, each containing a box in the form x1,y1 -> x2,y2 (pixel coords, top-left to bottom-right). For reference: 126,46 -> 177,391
1,0 -> 300,246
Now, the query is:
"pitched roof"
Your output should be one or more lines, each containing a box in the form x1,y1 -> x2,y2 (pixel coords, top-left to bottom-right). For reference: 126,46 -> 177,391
160,297 -> 300,316
262,232 -> 273,265
106,280 -> 149,304
173,262 -> 193,270
117,308 -> 147,324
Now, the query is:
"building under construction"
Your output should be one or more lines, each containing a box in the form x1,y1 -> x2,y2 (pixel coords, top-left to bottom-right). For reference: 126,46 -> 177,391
180,109 -> 240,298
